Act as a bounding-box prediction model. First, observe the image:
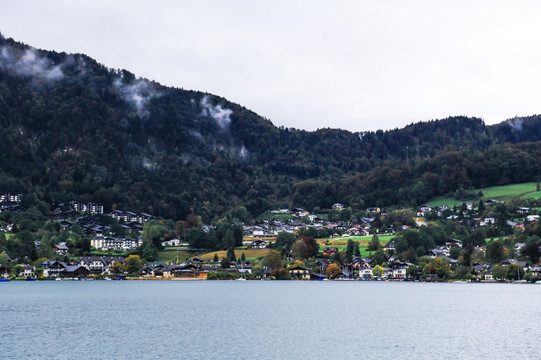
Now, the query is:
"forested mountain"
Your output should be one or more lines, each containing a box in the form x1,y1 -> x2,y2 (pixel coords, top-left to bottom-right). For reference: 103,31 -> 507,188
1,33 -> 541,221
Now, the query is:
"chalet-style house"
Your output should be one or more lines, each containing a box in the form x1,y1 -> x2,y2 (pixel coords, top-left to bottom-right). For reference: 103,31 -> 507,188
323,247 -> 338,256
384,240 -> 395,253
446,239 -> 463,248
41,260 -> 90,278
162,238 -> 181,247
250,240 -> 268,249
53,242 -> 69,255
332,203 -> 345,211
75,256 -> 125,274
289,265 -> 310,280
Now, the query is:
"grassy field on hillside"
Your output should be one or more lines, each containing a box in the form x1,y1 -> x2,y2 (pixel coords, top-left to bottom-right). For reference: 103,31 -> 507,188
200,249 -> 275,261
156,235 -> 395,263
521,191 -> 541,199
317,235 -> 393,257
156,249 -> 193,263
426,182 -> 540,207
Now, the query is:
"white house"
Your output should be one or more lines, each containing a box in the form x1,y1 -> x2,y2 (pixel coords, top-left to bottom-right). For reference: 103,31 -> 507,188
392,267 -> 407,278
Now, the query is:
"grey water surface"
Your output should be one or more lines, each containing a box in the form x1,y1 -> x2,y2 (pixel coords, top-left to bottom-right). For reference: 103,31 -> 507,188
1,281 -> 539,359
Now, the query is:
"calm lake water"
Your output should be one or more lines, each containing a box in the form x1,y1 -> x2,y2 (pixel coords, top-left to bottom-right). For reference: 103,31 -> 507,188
1,280 -> 540,359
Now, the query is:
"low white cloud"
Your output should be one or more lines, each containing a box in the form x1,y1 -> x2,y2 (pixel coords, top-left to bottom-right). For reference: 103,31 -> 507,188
507,117 -> 524,131
3,1 -> 541,131
0,46 -> 64,80
114,78 -> 159,115
200,95 -> 232,129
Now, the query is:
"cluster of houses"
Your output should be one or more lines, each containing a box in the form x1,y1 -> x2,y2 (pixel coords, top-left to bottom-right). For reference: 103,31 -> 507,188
0,192 -> 24,213
36,201 -> 158,253
0,255 -> 127,279
51,201 -> 156,236
39,255 -> 126,278
242,217 -> 376,240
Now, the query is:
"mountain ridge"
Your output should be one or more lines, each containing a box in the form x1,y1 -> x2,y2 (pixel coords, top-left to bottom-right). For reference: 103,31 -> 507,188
1,33 -> 541,221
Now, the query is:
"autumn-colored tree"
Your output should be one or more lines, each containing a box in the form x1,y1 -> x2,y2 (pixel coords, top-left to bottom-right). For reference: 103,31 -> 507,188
326,263 -> 340,278
124,255 -> 143,274
290,260 -> 305,269
433,257 -> 451,279
299,236 -> 319,257
111,261 -> 124,274
183,215 -> 201,231
372,264 -> 383,277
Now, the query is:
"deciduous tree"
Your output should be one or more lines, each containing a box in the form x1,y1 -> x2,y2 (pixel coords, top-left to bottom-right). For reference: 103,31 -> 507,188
326,263 -> 340,278
486,240 -> 505,264
372,264 -> 383,277
271,267 -> 290,280
263,251 -> 282,269
291,239 -> 309,260
275,232 -> 296,250
124,255 -> 142,274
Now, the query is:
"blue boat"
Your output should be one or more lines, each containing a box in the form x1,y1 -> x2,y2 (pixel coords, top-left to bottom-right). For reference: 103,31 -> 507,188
0,278 -> 10,282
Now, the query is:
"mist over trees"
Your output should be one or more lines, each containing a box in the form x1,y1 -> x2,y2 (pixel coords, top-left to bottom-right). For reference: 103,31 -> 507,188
1,33 -> 541,221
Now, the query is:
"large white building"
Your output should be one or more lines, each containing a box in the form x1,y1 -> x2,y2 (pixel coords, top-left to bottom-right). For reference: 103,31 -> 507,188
91,235 -> 142,251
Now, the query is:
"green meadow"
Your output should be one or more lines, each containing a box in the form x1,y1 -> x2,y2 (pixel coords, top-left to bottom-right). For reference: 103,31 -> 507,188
426,182 -> 540,208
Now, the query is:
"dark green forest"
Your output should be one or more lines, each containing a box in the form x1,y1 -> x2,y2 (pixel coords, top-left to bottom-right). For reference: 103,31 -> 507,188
1,33 -> 541,222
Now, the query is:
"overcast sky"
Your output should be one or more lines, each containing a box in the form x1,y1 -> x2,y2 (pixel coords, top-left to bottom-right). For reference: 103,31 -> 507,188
1,1 -> 540,132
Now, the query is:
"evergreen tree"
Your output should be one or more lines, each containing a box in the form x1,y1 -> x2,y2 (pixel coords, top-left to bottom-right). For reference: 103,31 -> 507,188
227,247 -> 236,262
368,234 -> 381,251
353,242 -> 360,257
478,199 -> 485,214
346,239 -> 354,263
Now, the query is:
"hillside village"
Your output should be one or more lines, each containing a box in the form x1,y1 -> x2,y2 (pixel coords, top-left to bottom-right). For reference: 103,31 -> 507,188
1,190 -> 541,282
